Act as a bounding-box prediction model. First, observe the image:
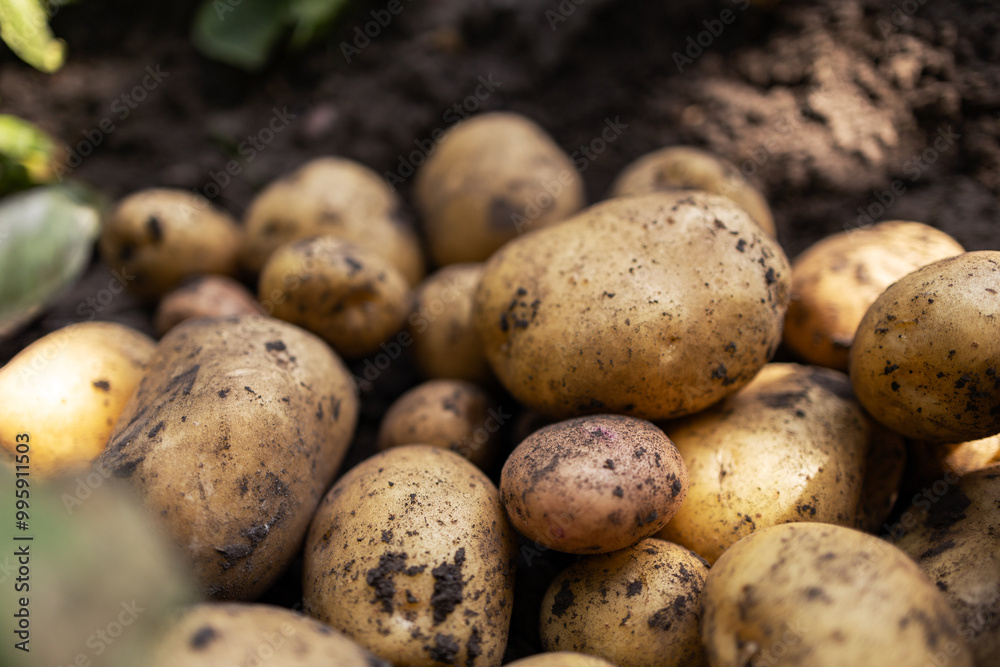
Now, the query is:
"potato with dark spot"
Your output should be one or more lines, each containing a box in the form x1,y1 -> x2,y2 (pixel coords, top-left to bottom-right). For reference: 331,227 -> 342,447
501,415 -> 687,554
99,189 -> 242,299
95,316 -> 359,600
414,112 -> 585,265
377,379 -> 503,470
850,251 -> 1000,442
539,538 -> 709,667
154,275 -> 262,336
506,653 -> 618,667
702,523 -> 971,667
151,603 -> 388,667
259,236 -> 412,358
609,145 -> 775,236
784,221 -> 963,370
304,445 -> 516,667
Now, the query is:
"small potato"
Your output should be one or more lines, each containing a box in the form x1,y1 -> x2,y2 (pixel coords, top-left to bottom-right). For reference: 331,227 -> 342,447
377,379 -> 503,470
609,145 -> 775,236
414,112 -> 586,265
99,189 -> 242,299
539,538 -> 709,667
259,236 -> 412,358
850,251 -> 1000,442
702,523 -> 971,667
240,157 -> 424,284
907,434 -> 1000,490
410,263 -> 491,383
784,221 -> 964,370
506,653 -> 618,667
0,322 -> 155,476
501,415 -> 688,554
154,275 -> 262,336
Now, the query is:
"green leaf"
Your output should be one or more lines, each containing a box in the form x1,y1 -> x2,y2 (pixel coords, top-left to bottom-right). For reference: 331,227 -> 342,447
191,0 -> 291,71
0,0 -> 66,72
288,0 -> 349,49
0,114 -> 60,195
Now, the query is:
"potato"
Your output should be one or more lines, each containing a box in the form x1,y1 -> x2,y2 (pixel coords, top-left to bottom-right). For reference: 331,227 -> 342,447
377,379 -> 503,470
258,236 -> 412,358
656,364 -> 872,563
154,275 -> 262,336
907,434 -> 1000,490
151,603 -> 388,667
784,221 -> 964,370
94,315 -> 359,599
414,112 -> 585,265
501,415 -> 688,554
410,263 -> 491,383
850,251 -> 1000,442
473,191 -> 790,420
897,465 -> 1000,666
240,157 -> 424,284
854,421 -> 907,533
539,538 -> 709,667
506,653 -> 618,667
303,445 -> 516,666
0,321 -> 155,476
99,188 -> 242,299
609,145 -> 775,236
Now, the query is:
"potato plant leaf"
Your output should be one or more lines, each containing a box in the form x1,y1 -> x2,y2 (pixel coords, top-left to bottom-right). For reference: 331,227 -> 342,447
0,0 -> 66,72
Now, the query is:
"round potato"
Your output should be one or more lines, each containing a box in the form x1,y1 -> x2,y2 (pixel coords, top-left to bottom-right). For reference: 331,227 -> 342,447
506,653 -> 618,667
784,220 -> 964,370
414,112 -> 585,265
154,275 -> 262,336
702,523 -> 971,667
473,191 -> 790,420
0,321 -> 155,476
539,538 -> 709,667
304,445 -> 516,667
609,145 -> 775,236
259,236 -> 412,358
849,251 -> 1000,442
99,188 -> 242,299
501,415 -> 688,554
239,157 -> 424,284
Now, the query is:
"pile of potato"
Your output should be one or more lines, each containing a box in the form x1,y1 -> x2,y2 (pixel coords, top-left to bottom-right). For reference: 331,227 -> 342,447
1,111 -> 998,667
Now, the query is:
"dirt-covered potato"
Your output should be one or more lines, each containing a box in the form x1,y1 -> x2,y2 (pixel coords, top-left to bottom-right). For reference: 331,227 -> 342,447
154,275 -> 262,336
95,316 -> 359,600
150,603 -> 389,667
99,188 -> 242,300
410,263 -> 491,383
850,251 -> 1000,443
656,364 -> 873,563
784,221 -> 964,370
506,653 -> 618,667
259,236 -> 412,358
414,112 -> 586,265
377,379 -> 502,470
303,445 -> 516,667
501,415 -> 688,554
702,523 -> 971,667
474,191 -> 790,420
897,465 -> 1000,666
539,538 -> 709,667
609,145 -> 775,236
0,321 -> 155,476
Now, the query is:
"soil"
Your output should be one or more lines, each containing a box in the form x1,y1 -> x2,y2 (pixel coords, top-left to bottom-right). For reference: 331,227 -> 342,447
2,0 -> 998,659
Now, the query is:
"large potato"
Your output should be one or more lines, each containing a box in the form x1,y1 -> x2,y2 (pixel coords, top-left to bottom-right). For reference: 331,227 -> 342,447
702,523 -> 971,667
0,321 -> 155,476
539,538 -> 709,667
95,316 -> 359,599
414,112 -> 586,265
473,191 -> 790,420
784,221 -> 963,370
303,445 -> 516,667
850,251 -> 1000,442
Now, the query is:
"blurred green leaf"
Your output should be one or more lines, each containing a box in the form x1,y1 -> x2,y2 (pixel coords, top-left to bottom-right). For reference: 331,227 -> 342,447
0,0 -> 66,72
289,0 -> 349,49
0,114 -> 61,195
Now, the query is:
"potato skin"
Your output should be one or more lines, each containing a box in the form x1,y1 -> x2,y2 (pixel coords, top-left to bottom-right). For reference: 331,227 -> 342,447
303,445 -> 516,667
99,189 -> 242,299
415,112 -> 585,265
702,523 -> 971,667
95,316 -> 359,600
501,415 -> 688,554
539,538 -> 709,667
473,192 -> 790,420
506,653 -> 618,667
0,322 -> 155,476
784,221 -> 963,370
849,251 -> 1000,442
154,275 -> 262,336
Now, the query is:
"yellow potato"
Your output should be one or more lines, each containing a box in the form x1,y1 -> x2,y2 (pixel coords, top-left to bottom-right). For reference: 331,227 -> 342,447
506,653 -> 618,667
154,275 -> 262,336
